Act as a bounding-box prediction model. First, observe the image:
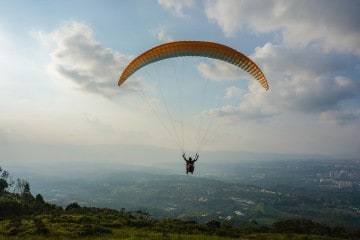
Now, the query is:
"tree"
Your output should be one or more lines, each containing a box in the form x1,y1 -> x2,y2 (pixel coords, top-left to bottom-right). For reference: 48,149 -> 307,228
16,179 -> 32,196
65,202 -> 81,211
23,182 -> 31,195
35,194 -> 45,204
0,179 -> 8,194
1,169 -> 9,181
21,181 -> 34,205
0,166 -> 12,192
15,178 -> 25,194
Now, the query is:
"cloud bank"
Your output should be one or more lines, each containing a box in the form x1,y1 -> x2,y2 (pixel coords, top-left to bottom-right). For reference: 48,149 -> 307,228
38,22 -> 139,98
198,0 -> 360,124
205,0 -> 360,55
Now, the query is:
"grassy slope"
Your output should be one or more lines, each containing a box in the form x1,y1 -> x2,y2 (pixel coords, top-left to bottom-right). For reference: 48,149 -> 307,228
0,230 -> 347,240
0,214 -> 348,240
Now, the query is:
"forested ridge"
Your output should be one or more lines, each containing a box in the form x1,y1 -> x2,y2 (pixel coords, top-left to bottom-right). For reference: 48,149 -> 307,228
1,166 -> 359,239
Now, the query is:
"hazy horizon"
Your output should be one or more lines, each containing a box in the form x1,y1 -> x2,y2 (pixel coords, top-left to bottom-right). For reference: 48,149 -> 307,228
1,141 -> 349,176
1,1 -> 360,170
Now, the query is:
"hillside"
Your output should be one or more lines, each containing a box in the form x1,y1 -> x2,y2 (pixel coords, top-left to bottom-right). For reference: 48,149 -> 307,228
21,158 -> 360,228
0,195 -> 355,240
1,166 -> 359,239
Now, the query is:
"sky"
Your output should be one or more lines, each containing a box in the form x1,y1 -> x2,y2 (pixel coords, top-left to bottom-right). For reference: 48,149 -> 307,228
1,0 -> 360,165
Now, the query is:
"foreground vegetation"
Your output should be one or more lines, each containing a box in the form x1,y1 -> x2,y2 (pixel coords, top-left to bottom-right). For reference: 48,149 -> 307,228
1,166 -> 359,239
0,207 -> 355,240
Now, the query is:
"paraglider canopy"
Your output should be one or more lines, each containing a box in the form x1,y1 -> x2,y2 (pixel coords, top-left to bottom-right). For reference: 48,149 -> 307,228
118,41 -> 269,90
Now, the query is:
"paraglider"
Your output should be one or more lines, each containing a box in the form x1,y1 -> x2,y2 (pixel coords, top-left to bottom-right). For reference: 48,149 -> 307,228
118,41 -> 269,174
182,153 -> 199,174
118,41 -> 269,90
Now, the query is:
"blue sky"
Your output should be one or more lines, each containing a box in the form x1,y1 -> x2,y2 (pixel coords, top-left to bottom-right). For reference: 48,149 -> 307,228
1,0 -> 360,163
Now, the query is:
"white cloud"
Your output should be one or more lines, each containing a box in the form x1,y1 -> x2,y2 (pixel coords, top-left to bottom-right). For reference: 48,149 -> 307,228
202,0 -> 360,124
197,59 -> 246,81
37,21 -> 139,98
225,86 -> 243,99
252,44 -> 359,113
150,27 -> 174,43
205,0 -> 360,55
203,42 -> 360,122
204,86 -> 276,120
157,29 -> 174,43
158,0 -> 195,18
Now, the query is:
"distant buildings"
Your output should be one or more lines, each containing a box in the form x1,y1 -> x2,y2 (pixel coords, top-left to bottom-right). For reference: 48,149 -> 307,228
318,168 -> 359,188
